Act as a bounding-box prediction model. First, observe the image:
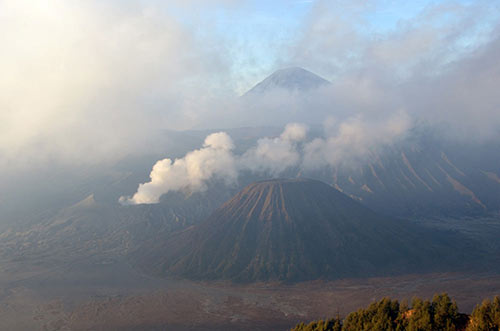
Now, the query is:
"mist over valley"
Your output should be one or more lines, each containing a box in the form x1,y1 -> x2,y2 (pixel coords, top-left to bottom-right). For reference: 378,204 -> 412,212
1,1 -> 500,330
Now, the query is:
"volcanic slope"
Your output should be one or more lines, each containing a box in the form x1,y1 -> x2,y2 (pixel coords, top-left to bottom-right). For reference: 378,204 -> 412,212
133,179 -> 467,282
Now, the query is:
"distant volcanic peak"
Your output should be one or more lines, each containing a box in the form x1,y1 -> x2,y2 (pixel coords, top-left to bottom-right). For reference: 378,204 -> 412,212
244,67 -> 330,95
268,67 -> 329,82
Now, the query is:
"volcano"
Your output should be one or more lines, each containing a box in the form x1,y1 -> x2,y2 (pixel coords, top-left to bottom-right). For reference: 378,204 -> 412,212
132,178 -> 465,282
244,67 -> 330,95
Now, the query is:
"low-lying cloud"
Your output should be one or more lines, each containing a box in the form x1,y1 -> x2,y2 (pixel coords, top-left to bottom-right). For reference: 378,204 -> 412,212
1,0 -> 499,176
0,0 -> 230,170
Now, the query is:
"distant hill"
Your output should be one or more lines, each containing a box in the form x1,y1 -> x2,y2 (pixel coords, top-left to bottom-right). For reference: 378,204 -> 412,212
0,186 -> 236,264
244,67 -> 330,95
305,133 -> 500,218
132,178 -> 467,282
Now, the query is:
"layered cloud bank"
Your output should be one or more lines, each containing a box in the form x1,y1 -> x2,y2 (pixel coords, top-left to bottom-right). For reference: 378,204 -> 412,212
1,0 -> 500,170
121,117 -> 410,205
0,0 -> 229,168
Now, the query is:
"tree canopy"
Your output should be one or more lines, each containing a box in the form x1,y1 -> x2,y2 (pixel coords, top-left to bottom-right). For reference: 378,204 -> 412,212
291,293 -> 499,331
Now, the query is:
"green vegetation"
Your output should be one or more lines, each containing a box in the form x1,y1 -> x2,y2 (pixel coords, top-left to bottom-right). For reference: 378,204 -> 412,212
293,318 -> 342,331
292,294 -> 500,331
467,296 -> 500,331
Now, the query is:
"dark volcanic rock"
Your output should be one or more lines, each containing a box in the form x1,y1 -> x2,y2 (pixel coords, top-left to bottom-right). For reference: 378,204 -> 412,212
132,179 -> 465,282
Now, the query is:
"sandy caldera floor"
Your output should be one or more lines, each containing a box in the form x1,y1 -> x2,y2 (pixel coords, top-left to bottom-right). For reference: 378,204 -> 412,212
0,256 -> 500,331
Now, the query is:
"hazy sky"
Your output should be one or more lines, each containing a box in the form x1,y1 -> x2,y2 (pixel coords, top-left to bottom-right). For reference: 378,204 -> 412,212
164,0 -> 499,92
1,0 -> 499,170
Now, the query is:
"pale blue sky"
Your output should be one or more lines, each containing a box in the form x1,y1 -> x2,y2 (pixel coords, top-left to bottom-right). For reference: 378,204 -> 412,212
159,0 -> 500,92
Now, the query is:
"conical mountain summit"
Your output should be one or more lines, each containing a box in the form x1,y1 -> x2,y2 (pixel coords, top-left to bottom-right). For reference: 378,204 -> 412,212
244,67 -> 330,95
132,178 -> 464,282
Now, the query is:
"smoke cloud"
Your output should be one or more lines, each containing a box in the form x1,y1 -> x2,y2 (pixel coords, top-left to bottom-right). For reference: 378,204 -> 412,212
303,112 -> 411,170
121,124 -> 309,204
121,119 -> 410,205
120,132 -> 237,205
239,123 -> 307,175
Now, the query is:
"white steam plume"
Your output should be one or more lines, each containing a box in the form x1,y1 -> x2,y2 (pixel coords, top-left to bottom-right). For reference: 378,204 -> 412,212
120,119 -> 411,205
303,112 -> 411,170
120,132 -> 236,205
121,123 -> 308,205
239,123 -> 307,175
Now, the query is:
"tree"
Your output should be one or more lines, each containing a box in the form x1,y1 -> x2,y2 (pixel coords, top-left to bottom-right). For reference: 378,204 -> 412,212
291,317 -> 342,331
291,294 -> 496,331
407,297 -> 433,331
343,298 -> 400,331
431,293 -> 459,330
467,296 -> 500,331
